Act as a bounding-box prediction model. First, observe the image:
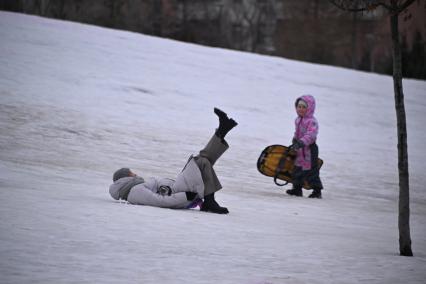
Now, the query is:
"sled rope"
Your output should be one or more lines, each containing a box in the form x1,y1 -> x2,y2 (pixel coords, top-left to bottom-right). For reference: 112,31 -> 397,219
273,147 -> 292,186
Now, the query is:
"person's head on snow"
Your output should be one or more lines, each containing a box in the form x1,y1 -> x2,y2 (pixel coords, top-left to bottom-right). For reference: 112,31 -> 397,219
295,95 -> 316,118
113,168 -> 136,182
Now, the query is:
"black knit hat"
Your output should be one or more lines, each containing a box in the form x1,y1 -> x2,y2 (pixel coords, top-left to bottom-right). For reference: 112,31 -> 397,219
113,168 -> 131,182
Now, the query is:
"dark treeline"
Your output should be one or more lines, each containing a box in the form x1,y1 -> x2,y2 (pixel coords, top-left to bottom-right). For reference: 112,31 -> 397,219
1,0 -> 424,79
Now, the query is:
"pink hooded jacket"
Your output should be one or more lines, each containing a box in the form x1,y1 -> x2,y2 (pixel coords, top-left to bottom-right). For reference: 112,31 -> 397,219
293,95 -> 319,170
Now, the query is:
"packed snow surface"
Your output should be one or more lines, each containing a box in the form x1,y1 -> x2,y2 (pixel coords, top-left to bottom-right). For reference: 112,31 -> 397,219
1,12 -> 426,284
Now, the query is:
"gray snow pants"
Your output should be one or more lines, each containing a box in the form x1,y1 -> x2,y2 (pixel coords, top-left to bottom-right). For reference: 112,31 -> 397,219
194,134 -> 229,196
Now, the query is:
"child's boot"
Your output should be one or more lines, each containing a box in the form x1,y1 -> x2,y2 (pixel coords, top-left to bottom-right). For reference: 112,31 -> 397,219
308,189 -> 322,199
286,187 -> 302,197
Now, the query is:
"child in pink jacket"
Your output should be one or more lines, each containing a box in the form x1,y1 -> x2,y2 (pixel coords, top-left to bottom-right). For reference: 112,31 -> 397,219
286,95 -> 323,198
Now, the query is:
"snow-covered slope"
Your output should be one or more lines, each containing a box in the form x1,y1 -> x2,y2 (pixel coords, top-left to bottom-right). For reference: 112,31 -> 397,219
0,11 -> 425,284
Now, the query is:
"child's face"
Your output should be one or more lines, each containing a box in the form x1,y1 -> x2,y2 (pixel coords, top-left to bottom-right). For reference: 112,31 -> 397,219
296,104 -> 307,117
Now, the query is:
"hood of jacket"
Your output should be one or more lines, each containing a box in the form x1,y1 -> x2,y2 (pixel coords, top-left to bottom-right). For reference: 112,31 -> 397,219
295,94 -> 316,118
109,176 -> 145,200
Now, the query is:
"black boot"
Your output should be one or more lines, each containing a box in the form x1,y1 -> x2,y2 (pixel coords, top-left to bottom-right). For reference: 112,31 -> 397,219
308,189 -> 322,199
214,107 -> 238,139
201,193 -> 229,214
286,187 -> 303,197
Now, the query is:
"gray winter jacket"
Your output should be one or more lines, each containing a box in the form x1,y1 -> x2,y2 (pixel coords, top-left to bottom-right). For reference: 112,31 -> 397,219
109,157 -> 204,209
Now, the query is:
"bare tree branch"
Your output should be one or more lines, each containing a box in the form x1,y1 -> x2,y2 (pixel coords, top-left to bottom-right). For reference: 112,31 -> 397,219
329,0 -> 369,12
376,2 -> 394,10
329,0 -> 394,12
397,0 -> 416,13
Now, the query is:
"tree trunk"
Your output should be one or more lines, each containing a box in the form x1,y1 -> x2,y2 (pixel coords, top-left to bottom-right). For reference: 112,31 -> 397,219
390,11 -> 413,257
351,12 -> 358,69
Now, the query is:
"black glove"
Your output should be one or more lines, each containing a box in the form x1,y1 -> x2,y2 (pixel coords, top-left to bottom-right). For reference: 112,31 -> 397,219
158,185 -> 172,196
290,139 -> 304,150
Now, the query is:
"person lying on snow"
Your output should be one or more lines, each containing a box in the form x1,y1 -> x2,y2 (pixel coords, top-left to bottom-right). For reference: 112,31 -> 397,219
109,108 -> 237,214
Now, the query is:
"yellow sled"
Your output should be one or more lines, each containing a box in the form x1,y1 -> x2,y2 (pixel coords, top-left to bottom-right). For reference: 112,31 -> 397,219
257,145 -> 323,189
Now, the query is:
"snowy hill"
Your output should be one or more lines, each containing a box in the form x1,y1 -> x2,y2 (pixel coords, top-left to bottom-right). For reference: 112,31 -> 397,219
1,11 -> 426,284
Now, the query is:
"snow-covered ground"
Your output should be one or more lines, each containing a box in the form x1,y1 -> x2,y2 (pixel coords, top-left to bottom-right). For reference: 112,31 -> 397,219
1,11 -> 426,284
